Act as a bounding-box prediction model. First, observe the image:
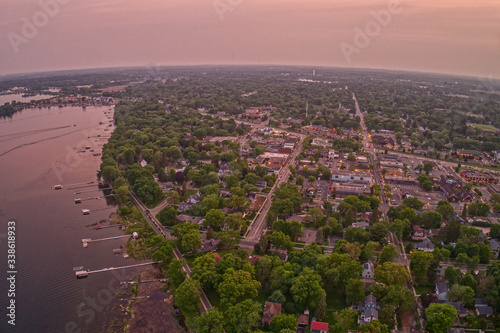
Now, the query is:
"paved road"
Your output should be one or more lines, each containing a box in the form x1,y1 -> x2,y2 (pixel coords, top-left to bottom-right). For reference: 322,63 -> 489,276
244,136 -> 304,242
353,93 -> 388,220
130,191 -> 212,313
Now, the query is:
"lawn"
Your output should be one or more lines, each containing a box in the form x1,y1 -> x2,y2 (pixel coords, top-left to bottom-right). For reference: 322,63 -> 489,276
204,287 -> 221,308
414,285 -> 433,296
467,123 -> 497,131
185,189 -> 198,197
326,292 -> 346,311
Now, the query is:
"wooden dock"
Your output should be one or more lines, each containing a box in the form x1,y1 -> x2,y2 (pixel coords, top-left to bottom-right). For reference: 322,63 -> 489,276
75,262 -> 156,278
82,234 -> 131,247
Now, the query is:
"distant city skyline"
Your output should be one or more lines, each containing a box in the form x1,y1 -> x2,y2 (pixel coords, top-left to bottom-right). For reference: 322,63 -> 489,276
0,0 -> 499,79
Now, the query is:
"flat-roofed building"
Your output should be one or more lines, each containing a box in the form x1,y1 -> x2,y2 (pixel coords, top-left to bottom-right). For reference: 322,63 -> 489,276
331,170 -> 372,184
333,184 -> 371,198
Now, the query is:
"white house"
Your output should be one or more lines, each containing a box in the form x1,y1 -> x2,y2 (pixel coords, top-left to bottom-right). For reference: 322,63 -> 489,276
435,281 -> 449,301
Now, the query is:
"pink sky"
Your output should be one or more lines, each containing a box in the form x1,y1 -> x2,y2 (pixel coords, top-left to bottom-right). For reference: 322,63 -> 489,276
0,0 -> 499,78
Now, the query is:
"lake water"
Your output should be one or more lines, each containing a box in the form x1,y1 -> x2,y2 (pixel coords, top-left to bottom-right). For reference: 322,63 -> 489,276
0,106 -> 145,332
0,93 -> 55,104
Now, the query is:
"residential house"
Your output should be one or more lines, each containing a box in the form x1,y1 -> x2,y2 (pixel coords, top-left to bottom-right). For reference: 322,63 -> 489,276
362,261 -> 375,279
449,302 -> 468,318
138,157 -> 148,167
490,239 -> 500,256
412,225 -> 425,240
436,281 -> 449,301
296,310 -> 310,333
186,192 -> 201,204
277,250 -> 288,263
476,306 -> 494,317
262,301 -> 282,325
239,144 -> 253,157
358,294 -> 379,324
200,239 -> 221,252
177,215 -> 203,225
256,180 -> 268,189
416,238 -> 435,252
310,321 -> 329,333
351,222 -> 370,229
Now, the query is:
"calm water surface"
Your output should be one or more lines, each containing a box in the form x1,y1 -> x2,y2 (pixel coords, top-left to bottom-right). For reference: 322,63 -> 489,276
0,106 -> 144,333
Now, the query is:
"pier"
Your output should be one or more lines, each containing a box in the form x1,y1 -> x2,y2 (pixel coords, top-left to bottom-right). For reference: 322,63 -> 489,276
75,261 -> 156,278
74,194 -> 114,203
82,232 -> 137,247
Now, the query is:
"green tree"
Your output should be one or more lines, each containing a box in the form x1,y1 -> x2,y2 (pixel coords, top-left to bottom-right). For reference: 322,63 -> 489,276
218,269 -> 260,307
204,209 -> 226,231
200,194 -> 220,215
334,308 -> 358,333
268,290 -> 286,304
345,278 -> 366,305
447,284 -> 474,307
410,251 -> 434,282
379,244 -> 398,264
172,223 -> 202,253
192,308 -> 225,333
425,303 -> 457,333
402,197 -> 425,210
421,211 -> 443,229
444,267 -> 461,285
375,262 -> 410,285
166,190 -> 181,204
370,222 -> 390,244
191,253 -> 219,288
217,229 -> 241,249
270,313 -> 297,333
382,285 -> 414,313
305,207 -> 324,225
359,320 -> 390,333
468,202 -> 490,217
268,231 -> 293,251
156,205 -> 178,226
175,278 -> 201,316
168,259 -> 187,288
436,200 -> 454,220
423,162 -> 434,175
290,267 -> 325,310
151,244 -> 174,266
223,299 -> 261,333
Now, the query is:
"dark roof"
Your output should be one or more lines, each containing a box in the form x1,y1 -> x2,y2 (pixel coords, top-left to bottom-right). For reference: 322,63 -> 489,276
262,302 -> 282,324
365,293 -> 377,304
476,306 -> 494,315
436,281 -> 449,293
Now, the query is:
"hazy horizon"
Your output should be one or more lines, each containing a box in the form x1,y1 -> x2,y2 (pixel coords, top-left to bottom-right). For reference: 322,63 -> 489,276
1,0 -> 499,79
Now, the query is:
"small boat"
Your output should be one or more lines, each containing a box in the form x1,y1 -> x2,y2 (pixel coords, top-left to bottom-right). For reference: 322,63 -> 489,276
75,270 -> 88,278
54,185 -> 63,190
94,225 -> 102,230
82,209 -> 90,215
